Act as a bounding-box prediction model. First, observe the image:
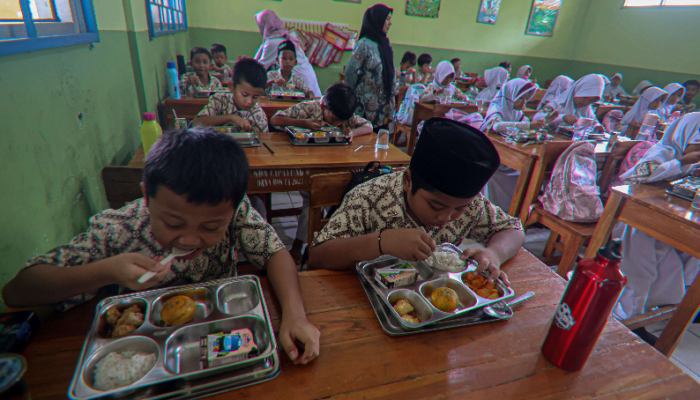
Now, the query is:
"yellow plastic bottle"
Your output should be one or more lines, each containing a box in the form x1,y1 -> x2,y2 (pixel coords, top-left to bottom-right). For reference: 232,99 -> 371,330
140,112 -> 162,155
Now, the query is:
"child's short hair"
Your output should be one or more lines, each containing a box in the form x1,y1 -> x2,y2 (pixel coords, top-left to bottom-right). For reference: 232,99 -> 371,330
451,58 -> 461,64
232,58 -> 267,89
190,47 -> 212,62
499,61 -> 511,70
278,40 -> 297,56
323,83 -> 358,121
684,80 -> 700,89
408,165 -> 438,195
144,128 -> 249,207
401,51 -> 417,66
417,53 -> 432,67
210,43 -> 227,56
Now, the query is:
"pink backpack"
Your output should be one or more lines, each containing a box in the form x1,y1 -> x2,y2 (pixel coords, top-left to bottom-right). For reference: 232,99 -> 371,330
538,141 -> 603,223
605,141 -> 654,195
602,109 -> 624,133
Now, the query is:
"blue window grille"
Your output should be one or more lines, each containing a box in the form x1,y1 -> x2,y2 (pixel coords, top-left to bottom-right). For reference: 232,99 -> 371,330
146,0 -> 187,40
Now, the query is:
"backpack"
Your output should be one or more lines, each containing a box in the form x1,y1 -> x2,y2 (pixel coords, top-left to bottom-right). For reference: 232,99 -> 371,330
325,161 -> 393,219
538,141 -> 604,223
605,141 -> 654,196
395,84 -> 426,126
602,109 -> 624,133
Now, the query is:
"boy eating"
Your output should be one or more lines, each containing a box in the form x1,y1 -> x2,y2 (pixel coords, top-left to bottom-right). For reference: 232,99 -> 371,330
308,118 -> 524,283
270,83 -> 373,263
396,51 -> 417,87
266,40 -> 314,99
416,53 -> 434,85
3,129 -> 320,365
193,58 -> 269,134
210,43 -> 233,84
180,47 -> 223,96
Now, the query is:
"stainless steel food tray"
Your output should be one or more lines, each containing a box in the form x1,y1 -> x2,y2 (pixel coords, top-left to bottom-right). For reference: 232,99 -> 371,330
213,129 -> 261,147
285,127 -> 351,146
68,276 -> 279,400
268,91 -> 305,101
357,243 -> 515,331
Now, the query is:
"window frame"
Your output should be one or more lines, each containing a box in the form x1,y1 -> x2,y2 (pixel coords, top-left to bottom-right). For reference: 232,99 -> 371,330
623,0 -> 700,7
0,0 -> 99,57
145,0 -> 188,40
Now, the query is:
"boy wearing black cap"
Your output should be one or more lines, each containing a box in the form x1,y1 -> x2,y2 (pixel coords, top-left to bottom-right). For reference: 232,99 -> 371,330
266,40 -> 314,99
308,118 -> 524,283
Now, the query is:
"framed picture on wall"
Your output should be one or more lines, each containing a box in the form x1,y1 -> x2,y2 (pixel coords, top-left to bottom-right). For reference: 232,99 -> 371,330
405,0 -> 441,18
525,0 -> 562,37
334,0 -> 361,3
477,0 -> 502,25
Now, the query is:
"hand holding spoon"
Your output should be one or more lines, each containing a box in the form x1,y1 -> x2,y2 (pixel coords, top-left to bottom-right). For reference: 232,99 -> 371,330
137,248 -> 194,284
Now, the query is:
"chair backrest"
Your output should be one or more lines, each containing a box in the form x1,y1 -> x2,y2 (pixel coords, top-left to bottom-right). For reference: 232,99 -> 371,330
308,172 -> 354,244
544,79 -> 553,89
396,85 -> 408,110
518,140 -> 573,222
102,166 -> 143,210
597,139 -> 642,196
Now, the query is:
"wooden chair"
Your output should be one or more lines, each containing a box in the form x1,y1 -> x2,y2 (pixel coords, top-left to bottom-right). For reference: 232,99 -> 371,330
393,86 -> 410,145
308,172 -> 354,245
102,166 -> 143,209
544,79 -> 553,89
522,140 -> 641,278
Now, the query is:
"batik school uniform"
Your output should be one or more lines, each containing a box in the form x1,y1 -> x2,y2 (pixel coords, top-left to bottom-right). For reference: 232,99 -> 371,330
24,197 -> 284,311
179,72 -> 223,96
272,99 -> 373,245
419,61 -> 468,103
657,83 -> 685,122
215,63 -> 233,81
196,93 -> 269,134
603,73 -> 629,99
475,67 -> 509,102
613,113 -> 700,320
679,98 -> 698,114
416,71 -> 434,85
537,76 -> 573,111
619,86 -> 668,137
533,74 -> 605,130
266,68 -> 314,98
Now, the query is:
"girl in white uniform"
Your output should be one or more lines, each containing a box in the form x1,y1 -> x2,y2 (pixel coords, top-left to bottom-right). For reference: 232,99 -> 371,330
475,67 -> 509,102
619,87 -> 668,137
537,75 -> 573,111
657,83 -> 686,122
603,73 -> 629,100
533,74 -> 605,131
254,10 -> 322,97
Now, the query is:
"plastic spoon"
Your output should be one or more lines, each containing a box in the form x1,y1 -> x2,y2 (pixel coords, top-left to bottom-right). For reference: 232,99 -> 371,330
483,291 -> 535,319
418,227 -> 443,270
137,248 -> 194,284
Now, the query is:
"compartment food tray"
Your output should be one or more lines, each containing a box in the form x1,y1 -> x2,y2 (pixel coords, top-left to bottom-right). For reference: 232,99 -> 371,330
68,275 -> 279,400
268,91 -> 305,101
213,129 -> 261,147
285,127 -> 351,146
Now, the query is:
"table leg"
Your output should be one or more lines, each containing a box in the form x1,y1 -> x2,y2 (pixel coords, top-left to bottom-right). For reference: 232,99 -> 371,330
654,276 -> 700,357
584,191 -> 624,258
509,157 -> 535,218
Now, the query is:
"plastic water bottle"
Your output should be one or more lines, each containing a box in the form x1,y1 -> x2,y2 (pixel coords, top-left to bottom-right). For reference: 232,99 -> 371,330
375,129 -> 390,149
638,112 -> 659,141
141,112 -> 163,155
166,61 -> 181,100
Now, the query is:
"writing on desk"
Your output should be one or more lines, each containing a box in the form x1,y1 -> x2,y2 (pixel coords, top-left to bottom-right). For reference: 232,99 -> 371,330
255,178 -> 307,187
253,169 -> 310,178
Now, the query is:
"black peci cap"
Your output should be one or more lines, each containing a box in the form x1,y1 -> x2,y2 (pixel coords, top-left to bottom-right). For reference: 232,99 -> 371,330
410,118 -> 500,198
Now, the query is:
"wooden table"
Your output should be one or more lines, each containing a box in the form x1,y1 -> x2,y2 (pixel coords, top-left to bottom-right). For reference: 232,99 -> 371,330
21,250 -> 699,399
585,183 -> 700,357
128,132 -> 411,194
595,103 -> 629,121
408,102 -> 479,156
162,96 -> 304,126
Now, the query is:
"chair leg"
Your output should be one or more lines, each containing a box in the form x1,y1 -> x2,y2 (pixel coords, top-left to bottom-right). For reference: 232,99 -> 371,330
543,232 -> 560,258
557,235 -> 586,279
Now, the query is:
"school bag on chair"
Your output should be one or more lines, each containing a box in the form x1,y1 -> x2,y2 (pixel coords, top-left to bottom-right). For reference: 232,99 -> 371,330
395,84 -> 426,126
538,141 -> 604,223
602,109 -> 624,133
604,141 -> 654,197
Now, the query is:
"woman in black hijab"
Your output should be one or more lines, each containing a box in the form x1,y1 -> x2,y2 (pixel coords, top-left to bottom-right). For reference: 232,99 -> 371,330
345,4 -> 396,130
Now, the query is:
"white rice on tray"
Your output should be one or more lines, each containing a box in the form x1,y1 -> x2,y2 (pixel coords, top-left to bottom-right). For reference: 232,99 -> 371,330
94,351 -> 156,391
427,251 -> 467,272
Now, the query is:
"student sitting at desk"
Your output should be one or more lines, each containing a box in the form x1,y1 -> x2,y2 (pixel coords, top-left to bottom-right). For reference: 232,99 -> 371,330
613,112 -> 700,344
419,61 -> 467,103
475,66 -> 509,102
415,53 -> 434,85
266,40 -> 314,99
533,74 -> 605,131
396,51 -> 417,87
603,73 -> 629,100
451,58 -> 464,78
537,75 -> 573,110
308,118 -> 524,280
270,83 -> 373,264
180,47 -> 224,96
631,80 -> 654,98
516,65 -> 533,81
657,83 -> 686,122
619,86 -> 668,138
680,80 -> 700,114
193,58 -> 269,134
2,128 -> 321,364
210,43 -> 233,84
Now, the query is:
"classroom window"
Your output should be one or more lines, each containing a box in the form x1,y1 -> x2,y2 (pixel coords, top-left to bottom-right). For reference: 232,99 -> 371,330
0,0 -> 98,56
623,0 -> 700,6
146,0 -> 187,40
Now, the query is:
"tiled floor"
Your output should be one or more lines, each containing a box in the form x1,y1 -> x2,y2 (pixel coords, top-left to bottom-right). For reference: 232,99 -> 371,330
266,192 -> 700,383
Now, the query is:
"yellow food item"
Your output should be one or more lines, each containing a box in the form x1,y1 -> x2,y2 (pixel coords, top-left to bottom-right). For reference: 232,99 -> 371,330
160,295 -> 196,325
430,287 -> 459,312
314,132 -> 325,137
295,132 -> 306,138
401,314 -> 421,324
393,299 -> 414,316
216,127 -> 228,133
464,272 -> 500,299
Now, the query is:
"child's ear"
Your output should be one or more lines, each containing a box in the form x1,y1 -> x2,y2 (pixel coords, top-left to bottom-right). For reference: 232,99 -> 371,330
140,182 -> 148,206
402,169 -> 412,194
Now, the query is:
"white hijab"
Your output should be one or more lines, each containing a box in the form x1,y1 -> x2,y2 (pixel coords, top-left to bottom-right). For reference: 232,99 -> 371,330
476,67 -> 509,101
657,83 -> 686,121
481,78 -> 536,131
632,80 -> 654,97
545,74 -> 605,119
604,73 -> 626,97
538,75 -> 573,110
619,112 -> 700,181
517,65 -> 532,79
430,61 -> 456,96
621,86 -> 668,125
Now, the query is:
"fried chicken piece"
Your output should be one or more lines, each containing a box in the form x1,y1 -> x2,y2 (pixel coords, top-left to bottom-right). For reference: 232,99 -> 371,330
106,307 -> 122,325
401,314 -> 421,324
393,299 -> 414,316
112,323 -> 139,337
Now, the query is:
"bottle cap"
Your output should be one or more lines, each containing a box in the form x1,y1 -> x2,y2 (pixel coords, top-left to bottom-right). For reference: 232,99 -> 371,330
142,112 -> 156,121
167,61 -> 176,68
598,238 -> 622,262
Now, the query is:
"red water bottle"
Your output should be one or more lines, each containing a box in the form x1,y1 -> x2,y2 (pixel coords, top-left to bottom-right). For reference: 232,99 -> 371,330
541,239 -> 627,371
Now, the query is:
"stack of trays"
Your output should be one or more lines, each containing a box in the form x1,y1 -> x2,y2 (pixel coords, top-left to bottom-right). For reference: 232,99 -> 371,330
214,128 -> 261,147
268,90 -> 305,101
668,176 -> 700,201
68,276 -> 279,399
286,127 -> 351,146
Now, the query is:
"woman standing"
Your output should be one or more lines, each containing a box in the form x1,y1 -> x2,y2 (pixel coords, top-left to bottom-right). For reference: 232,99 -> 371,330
345,4 -> 396,129
254,10 -> 322,97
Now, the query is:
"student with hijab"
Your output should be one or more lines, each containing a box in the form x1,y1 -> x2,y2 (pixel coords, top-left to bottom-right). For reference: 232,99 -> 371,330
537,75 -> 573,110
516,65 -> 532,81
679,80 -> 700,114
657,83 -> 685,122
619,87 -> 668,137
603,73 -> 629,100
614,112 -> 700,344
419,61 -> 467,103
631,80 -> 654,97
533,74 -> 606,130
345,4 -> 396,129
475,66 -> 509,102
254,10 -> 322,97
